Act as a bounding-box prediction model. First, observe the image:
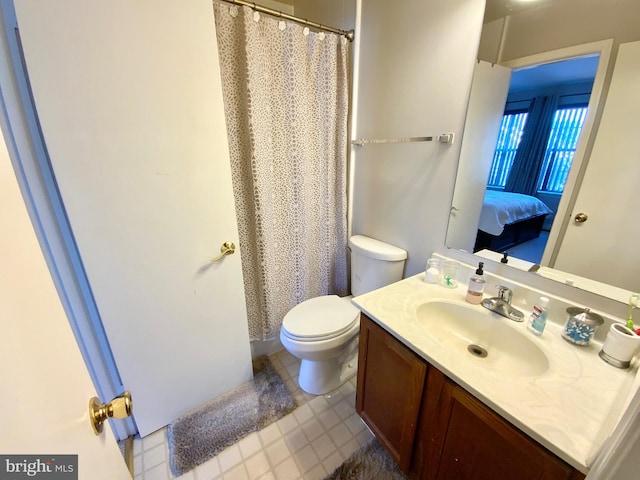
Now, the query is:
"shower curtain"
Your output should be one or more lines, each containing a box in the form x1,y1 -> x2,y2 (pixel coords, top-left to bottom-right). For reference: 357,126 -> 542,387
213,1 -> 350,341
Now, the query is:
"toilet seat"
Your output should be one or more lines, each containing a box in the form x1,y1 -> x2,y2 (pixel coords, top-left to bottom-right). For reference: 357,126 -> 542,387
281,295 -> 359,342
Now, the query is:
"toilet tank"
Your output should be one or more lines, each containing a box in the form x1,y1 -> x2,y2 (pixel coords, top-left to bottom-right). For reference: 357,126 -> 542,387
349,235 -> 407,296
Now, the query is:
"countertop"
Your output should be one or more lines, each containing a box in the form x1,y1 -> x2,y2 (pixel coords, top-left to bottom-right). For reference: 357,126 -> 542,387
351,273 -> 637,473
474,248 -> 634,305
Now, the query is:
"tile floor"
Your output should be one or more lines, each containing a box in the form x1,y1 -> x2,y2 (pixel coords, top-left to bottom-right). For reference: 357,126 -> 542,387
132,350 -> 374,480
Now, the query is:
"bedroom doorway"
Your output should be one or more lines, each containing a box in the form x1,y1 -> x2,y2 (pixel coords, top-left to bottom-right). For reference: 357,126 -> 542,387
466,39 -> 614,270
476,54 -> 598,263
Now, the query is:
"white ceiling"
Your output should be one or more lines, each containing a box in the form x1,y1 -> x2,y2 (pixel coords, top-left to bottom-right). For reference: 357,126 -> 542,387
509,55 -> 599,91
484,0 -> 554,23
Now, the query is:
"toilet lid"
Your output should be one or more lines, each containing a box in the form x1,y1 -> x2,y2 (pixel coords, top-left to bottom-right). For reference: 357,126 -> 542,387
282,295 -> 359,340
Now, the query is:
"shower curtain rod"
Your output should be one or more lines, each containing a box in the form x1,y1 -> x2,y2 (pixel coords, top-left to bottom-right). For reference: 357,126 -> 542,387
220,0 -> 355,42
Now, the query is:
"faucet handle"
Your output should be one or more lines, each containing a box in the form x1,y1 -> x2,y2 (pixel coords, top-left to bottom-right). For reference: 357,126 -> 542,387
496,285 -> 513,303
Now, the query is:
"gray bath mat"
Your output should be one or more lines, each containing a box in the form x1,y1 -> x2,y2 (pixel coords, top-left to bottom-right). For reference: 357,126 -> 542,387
167,356 -> 297,476
325,439 -> 409,480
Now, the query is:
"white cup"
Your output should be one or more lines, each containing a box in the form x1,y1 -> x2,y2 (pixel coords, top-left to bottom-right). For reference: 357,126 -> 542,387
600,323 -> 640,368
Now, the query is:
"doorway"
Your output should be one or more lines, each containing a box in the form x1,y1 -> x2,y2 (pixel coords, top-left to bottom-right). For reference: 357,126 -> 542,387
491,40 -> 614,268
477,55 -> 599,264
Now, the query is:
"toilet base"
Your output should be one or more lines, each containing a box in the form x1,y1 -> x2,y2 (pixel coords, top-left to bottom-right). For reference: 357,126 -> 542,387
298,357 -> 358,395
298,348 -> 358,395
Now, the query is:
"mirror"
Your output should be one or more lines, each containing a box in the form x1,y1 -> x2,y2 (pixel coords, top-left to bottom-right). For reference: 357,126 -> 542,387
446,0 -> 640,301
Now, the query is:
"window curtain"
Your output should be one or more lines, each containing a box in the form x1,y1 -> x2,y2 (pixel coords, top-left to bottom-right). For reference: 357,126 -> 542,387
504,95 -> 558,195
213,1 -> 350,341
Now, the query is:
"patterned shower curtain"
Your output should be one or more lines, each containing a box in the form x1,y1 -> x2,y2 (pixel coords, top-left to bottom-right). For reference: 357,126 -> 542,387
213,1 -> 350,341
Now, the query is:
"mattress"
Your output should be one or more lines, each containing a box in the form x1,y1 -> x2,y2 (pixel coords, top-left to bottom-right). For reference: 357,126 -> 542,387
478,190 -> 552,236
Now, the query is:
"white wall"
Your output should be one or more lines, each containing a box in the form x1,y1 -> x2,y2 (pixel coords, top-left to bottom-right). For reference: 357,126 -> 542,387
294,0 -> 356,31
351,0 -> 486,276
261,0 -> 294,15
273,0 -> 487,278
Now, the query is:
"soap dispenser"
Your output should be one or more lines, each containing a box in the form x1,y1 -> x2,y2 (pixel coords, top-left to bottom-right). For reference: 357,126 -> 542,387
465,262 -> 485,305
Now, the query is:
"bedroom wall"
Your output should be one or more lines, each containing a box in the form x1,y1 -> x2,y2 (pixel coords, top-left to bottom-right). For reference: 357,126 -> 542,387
505,81 -> 594,109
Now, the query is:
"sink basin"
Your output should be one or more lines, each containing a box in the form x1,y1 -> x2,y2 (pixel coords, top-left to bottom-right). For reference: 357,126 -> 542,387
416,300 -> 549,377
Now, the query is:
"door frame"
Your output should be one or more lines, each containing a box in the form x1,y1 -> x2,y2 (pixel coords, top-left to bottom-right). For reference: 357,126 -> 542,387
500,39 -> 613,268
0,0 -> 135,440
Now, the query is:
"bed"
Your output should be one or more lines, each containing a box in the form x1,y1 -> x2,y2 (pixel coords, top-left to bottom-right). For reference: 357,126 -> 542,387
473,190 -> 553,253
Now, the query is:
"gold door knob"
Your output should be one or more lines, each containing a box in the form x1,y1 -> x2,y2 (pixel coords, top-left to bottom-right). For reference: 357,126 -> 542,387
89,391 -> 132,435
574,213 -> 588,223
211,241 -> 235,262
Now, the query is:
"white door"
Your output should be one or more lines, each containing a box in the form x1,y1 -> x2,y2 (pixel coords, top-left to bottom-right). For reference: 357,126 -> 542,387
553,40 -> 640,293
447,61 -> 512,252
1,131 -> 131,479
14,0 -> 252,437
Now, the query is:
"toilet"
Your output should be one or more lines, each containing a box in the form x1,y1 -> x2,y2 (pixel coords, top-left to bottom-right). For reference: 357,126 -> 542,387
280,235 -> 407,395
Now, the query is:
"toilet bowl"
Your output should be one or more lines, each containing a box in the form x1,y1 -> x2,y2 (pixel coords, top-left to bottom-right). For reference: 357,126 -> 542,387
280,295 -> 360,395
280,235 -> 407,395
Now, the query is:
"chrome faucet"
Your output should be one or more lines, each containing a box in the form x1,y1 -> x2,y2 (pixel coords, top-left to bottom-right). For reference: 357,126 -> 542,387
497,285 -> 513,304
482,285 -> 524,322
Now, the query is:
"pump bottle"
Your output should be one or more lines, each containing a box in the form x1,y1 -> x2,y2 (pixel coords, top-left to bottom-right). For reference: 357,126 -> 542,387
465,262 -> 485,305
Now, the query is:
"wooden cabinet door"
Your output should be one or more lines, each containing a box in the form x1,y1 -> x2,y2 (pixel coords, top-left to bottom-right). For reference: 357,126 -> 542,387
434,381 -> 580,480
356,314 -> 428,473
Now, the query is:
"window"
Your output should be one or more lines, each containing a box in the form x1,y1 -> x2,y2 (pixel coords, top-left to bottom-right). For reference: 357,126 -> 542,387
487,106 -> 588,194
537,107 -> 588,193
487,112 -> 528,188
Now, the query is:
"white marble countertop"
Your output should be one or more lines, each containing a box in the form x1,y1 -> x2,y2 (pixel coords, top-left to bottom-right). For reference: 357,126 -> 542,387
351,273 -> 637,474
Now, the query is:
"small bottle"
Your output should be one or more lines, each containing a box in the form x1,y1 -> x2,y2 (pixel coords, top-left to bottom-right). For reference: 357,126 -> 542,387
425,257 -> 441,284
465,262 -> 485,304
528,296 -> 550,336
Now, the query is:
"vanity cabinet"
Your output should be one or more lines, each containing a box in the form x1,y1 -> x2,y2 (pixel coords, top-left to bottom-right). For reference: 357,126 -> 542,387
355,311 -> 428,472
356,314 -> 586,480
